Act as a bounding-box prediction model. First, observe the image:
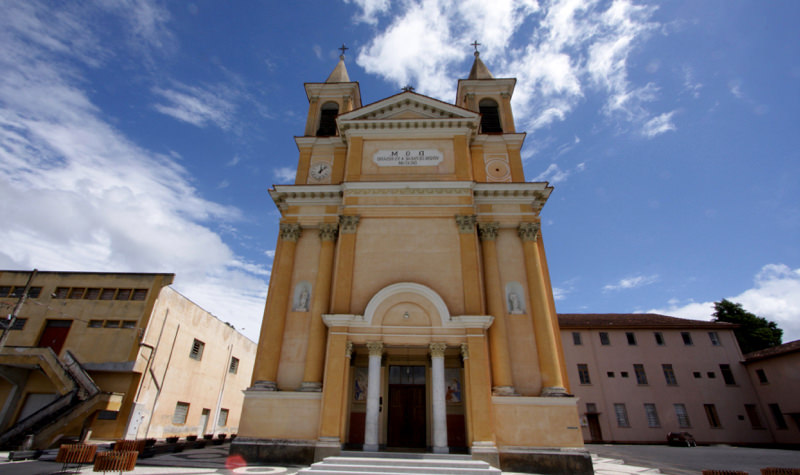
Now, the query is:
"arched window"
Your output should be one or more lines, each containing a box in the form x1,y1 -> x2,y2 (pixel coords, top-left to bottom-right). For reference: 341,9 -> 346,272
479,99 -> 502,133
316,102 -> 339,136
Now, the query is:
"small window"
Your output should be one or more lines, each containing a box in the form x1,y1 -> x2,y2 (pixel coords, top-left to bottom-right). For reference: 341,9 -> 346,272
614,403 -> 630,428
662,364 -> 678,386
654,332 -> 664,346
121,320 -> 136,329
599,332 -> 610,345
479,98 -> 502,133
626,332 -> 637,346
190,339 -> 205,360
745,404 -> 763,429
27,287 -> 42,298
693,371 -> 702,378
755,369 -> 768,384
88,320 -> 103,328
132,289 -> 148,301
99,289 -> 116,300
218,408 -> 229,427
53,287 -> 69,299
708,331 -> 721,346
173,402 -> 190,425
10,287 -> 25,298
768,403 -> 788,430
634,364 -> 648,385
572,332 -> 582,345
586,403 -> 598,413
681,332 -> 693,345
104,320 -> 121,328
68,288 -> 85,299
645,403 -> 660,428
607,371 -> 615,378
0,286 -> 11,297
720,364 -> 736,385
229,357 -> 239,374
84,288 -> 100,300
316,102 -> 339,136
97,410 -> 118,420
116,289 -> 131,300
10,318 -> 27,330
704,404 -> 721,428
674,403 -> 691,428
577,364 -> 591,384
620,371 -> 629,378
707,371 -> 716,379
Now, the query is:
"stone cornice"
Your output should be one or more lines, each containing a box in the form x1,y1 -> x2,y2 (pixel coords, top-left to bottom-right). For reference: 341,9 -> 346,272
473,183 -> 552,213
270,185 -> 343,211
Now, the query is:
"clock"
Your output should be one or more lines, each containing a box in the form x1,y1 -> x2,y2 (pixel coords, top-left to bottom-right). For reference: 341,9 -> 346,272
309,162 -> 332,180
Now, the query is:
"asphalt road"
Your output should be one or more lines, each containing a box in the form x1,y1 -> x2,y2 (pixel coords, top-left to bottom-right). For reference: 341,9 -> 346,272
586,444 -> 800,475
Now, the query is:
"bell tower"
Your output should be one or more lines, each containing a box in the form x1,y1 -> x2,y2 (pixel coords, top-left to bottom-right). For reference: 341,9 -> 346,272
456,44 -> 524,183
296,45 -> 362,185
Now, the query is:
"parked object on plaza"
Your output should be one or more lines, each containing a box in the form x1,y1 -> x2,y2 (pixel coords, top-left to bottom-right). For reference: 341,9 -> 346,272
667,431 -> 697,447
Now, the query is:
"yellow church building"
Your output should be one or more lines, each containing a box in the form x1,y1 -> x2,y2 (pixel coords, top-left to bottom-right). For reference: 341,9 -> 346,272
232,49 -> 591,474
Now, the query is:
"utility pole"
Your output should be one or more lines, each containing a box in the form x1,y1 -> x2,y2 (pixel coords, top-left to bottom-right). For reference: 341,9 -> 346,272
0,269 -> 38,351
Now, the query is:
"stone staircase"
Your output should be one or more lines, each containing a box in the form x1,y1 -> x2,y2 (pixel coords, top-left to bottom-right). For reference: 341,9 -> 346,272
297,451 -> 502,474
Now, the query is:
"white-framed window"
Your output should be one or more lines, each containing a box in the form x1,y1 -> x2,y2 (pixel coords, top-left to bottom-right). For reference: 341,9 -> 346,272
190,339 -> 205,360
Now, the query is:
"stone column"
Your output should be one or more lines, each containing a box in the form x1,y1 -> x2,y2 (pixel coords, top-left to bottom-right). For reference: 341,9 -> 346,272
251,223 -> 301,390
518,223 -> 567,396
456,215 -> 483,315
363,341 -> 383,452
478,222 -> 515,396
301,223 -> 339,391
430,342 -> 449,454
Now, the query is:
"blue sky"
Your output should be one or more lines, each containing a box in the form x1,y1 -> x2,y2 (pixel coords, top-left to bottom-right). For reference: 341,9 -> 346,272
1,1 -> 798,343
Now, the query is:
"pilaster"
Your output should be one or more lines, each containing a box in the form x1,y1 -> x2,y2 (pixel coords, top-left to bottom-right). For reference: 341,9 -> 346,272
455,215 -> 483,315
331,215 -> 360,314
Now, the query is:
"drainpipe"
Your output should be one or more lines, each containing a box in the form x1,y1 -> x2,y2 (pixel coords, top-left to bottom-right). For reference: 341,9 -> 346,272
211,343 -> 233,435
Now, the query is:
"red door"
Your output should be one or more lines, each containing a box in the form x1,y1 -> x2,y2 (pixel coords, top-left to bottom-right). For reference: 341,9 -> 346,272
38,320 -> 72,355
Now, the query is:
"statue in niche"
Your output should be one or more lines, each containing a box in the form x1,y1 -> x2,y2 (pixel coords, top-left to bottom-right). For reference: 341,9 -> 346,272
293,283 -> 310,312
507,290 -> 525,314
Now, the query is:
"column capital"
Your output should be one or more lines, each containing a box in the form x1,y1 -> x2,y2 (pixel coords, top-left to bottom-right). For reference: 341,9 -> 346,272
345,341 -> 354,359
455,214 -> 477,234
310,95 -> 320,102
500,92 -> 511,98
478,222 -> 499,241
319,223 -> 339,242
366,341 -> 384,357
517,222 -> 540,242
280,223 -> 302,242
460,343 -> 469,361
339,215 -> 360,234
429,342 -> 447,358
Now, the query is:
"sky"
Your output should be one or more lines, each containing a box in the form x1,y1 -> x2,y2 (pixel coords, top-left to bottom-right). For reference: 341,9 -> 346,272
1,0 -> 798,343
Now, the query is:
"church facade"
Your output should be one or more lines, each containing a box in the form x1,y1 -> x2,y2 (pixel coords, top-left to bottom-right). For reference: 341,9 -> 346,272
232,51 -> 591,474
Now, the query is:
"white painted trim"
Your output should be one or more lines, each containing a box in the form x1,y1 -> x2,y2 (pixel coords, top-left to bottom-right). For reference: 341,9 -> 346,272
363,282 -> 451,326
491,396 -> 578,407
343,181 -> 474,191
243,390 -> 322,400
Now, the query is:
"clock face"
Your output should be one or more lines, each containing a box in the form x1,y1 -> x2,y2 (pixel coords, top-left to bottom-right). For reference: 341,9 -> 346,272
309,162 -> 331,180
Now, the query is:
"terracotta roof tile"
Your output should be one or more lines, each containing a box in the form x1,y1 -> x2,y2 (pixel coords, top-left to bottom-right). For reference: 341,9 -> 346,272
743,339 -> 800,363
557,313 -> 736,330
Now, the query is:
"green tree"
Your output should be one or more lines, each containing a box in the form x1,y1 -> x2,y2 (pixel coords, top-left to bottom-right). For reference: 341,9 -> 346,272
712,299 -> 782,354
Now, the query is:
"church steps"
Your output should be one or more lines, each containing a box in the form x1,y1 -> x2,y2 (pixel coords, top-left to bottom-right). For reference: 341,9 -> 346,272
298,455 -> 502,474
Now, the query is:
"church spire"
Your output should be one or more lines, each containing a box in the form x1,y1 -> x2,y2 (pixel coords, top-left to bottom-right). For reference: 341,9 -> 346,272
468,41 -> 494,80
325,43 -> 351,83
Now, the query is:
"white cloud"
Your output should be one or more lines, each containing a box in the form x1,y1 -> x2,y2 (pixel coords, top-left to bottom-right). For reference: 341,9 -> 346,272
649,264 -> 800,342
152,82 -> 237,130
344,0 -> 391,25
0,1 -> 267,341
534,163 -> 570,183
604,274 -> 659,291
642,111 -> 677,137
273,167 -> 297,183
350,0 -> 668,138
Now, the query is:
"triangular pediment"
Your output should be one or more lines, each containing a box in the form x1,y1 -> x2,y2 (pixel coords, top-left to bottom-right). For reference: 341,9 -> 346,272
339,91 -> 478,122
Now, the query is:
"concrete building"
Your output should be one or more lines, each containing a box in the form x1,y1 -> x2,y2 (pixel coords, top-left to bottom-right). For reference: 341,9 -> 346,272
743,339 -> 800,446
559,313 -> 775,446
0,270 -> 256,449
232,50 -> 590,474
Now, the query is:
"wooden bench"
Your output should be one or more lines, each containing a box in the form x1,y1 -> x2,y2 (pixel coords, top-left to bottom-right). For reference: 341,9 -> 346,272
113,439 -> 146,454
762,469 -> 800,475
93,450 -> 138,473
55,443 -> 97,473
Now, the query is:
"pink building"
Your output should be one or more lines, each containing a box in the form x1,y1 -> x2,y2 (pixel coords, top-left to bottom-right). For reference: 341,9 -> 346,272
559,314 -> 775,446
743,340 -> 800,446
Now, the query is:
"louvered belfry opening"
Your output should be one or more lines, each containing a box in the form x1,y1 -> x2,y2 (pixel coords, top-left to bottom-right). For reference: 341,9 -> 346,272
479,98 -> 502,133
316,101 -> 339,136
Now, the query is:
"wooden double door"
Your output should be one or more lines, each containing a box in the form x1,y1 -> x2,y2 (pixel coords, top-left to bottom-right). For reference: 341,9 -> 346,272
387,365 -> 427,448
